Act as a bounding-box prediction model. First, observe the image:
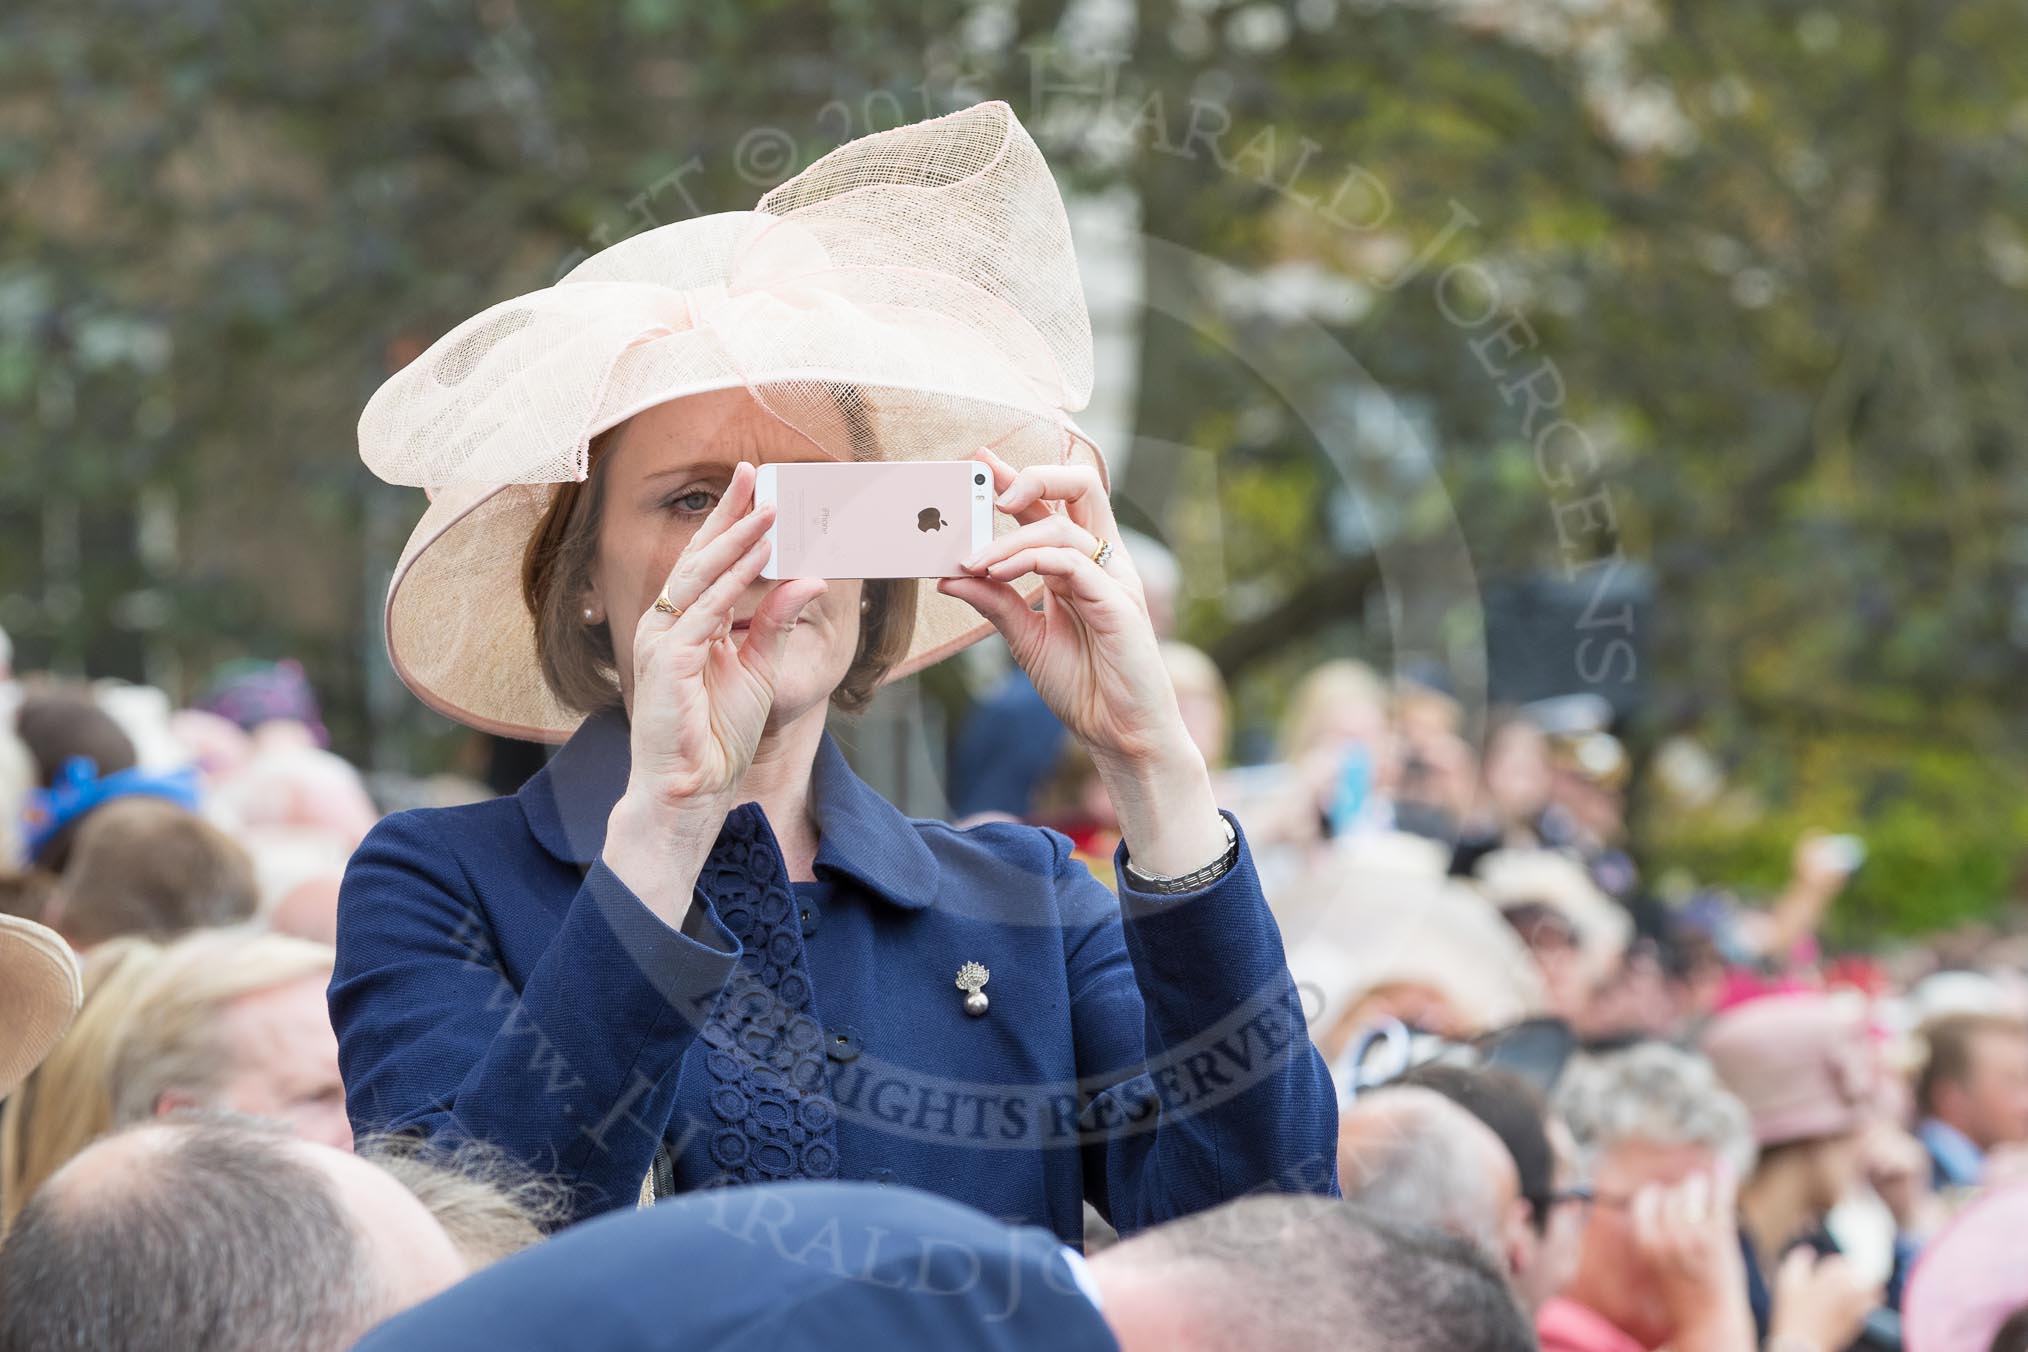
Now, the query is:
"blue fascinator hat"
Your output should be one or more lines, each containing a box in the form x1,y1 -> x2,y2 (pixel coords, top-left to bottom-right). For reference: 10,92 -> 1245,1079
21,756 -> 203,866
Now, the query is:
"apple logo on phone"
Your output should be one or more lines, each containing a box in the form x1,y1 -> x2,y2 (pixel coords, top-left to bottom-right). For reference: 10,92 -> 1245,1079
916,508 -> 946,532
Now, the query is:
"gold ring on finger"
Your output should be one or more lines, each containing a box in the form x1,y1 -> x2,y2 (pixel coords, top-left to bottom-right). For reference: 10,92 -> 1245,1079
652,587 -> 682,617
1090,539 -> 1115,569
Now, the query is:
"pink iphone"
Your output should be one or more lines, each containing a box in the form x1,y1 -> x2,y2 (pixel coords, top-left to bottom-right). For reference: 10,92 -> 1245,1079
756,460 -> 993,579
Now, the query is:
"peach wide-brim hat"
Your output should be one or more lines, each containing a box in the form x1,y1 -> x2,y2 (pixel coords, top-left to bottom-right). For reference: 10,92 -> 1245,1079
0,913 -> 83,1100
358,101 -> 1102,741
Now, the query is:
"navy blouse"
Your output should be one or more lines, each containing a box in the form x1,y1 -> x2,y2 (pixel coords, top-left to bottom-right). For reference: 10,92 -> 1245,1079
330,709 -> 1338,1242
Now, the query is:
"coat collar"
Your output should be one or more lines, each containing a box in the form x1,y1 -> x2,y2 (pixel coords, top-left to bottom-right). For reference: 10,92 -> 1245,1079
517,708 -> 936,910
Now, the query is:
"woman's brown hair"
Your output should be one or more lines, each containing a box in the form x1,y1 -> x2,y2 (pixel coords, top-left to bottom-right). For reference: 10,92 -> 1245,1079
520,425 -> 916,718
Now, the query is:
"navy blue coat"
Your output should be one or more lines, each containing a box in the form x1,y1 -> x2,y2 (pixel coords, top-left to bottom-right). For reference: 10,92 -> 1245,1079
331,709 -> 1337,1240
355,1181 -> 1118,1352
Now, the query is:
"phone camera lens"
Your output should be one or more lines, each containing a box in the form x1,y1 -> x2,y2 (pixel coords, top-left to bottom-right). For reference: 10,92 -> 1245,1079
974,472 -> 987,486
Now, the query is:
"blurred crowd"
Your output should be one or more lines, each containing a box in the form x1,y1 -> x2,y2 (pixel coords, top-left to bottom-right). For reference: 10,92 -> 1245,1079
2,580 -> 2028,1352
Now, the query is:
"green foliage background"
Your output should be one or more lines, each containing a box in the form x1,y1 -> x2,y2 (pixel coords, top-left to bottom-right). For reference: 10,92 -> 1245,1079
4,0 -> 2026,935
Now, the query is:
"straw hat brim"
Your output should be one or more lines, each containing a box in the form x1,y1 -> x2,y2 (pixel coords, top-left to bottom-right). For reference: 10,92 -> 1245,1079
1284,872 -> 1548,1039
1474,848 -> 1632,978
0,913 -> 83,1099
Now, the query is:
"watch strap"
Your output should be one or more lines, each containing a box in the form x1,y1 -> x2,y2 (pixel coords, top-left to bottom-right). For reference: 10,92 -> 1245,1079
1122,815 -> 1239,894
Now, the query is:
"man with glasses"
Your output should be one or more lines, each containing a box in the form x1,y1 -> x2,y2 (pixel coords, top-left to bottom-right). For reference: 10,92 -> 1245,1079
1541,1043 -> 1760,1352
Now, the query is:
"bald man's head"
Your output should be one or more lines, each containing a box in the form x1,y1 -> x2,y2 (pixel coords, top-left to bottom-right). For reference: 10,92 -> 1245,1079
1336,1086 -> 1521,1257
0,1120 -> 468,1352
1089,1193 -> 1535,1352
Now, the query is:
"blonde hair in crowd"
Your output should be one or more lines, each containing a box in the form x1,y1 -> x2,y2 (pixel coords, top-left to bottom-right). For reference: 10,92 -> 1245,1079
362,1135 -> 571,1266
1,940 -> 155,1229
1158,640 -> 1230,768
1277,659 -> 1389,762
0,927 -> 334,1229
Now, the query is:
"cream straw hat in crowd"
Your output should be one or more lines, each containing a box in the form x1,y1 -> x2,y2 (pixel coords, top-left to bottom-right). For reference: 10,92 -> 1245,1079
0,913 -> 82,1099
358,101 -> 1101,741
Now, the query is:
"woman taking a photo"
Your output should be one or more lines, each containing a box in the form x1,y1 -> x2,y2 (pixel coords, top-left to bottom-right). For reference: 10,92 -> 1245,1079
333,101 -> 1335,1240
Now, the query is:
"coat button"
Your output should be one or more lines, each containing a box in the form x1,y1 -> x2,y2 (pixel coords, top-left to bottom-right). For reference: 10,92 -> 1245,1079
825,1025 -> 861,1062
798,901 -> 821,936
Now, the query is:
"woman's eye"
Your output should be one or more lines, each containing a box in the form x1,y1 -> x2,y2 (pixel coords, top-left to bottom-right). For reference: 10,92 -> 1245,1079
665,489 -> 718,515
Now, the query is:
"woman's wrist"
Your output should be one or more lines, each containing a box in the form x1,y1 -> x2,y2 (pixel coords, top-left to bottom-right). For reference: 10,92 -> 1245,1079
1092,737 -> 1229,881
603,788 -> 725,927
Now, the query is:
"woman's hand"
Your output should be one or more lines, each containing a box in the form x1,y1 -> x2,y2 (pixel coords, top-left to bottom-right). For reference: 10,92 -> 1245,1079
1768,1249 -> 1878,1352
1861,1121 -> 1932,1233
606,462 -> 827,922
939,448 -> 1225,878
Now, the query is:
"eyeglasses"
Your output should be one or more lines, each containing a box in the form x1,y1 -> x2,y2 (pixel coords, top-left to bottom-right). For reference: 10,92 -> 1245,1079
1527,1187 -> 1582,1223
1528,1184 -> 1627,1224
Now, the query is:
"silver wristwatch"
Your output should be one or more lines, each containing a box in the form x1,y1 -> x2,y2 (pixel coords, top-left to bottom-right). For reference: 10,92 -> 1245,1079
1121,815 -> 1239,894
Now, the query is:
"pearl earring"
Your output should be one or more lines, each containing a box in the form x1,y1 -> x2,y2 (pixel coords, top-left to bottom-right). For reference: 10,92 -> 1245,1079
582,607 -> 598,623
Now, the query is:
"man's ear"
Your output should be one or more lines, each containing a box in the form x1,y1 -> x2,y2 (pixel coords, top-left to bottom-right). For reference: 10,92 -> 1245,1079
1502,1195 -> 1537,1281
153,1088 -> 201,1119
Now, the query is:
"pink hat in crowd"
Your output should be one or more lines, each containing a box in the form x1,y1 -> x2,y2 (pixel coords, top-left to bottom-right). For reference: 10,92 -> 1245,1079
1904,1181 -> 2028,1352
1699,992 -> 1874,1148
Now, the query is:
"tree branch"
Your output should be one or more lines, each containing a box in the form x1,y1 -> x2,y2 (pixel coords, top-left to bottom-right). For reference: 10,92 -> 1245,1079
1206,552 -> 1382,677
